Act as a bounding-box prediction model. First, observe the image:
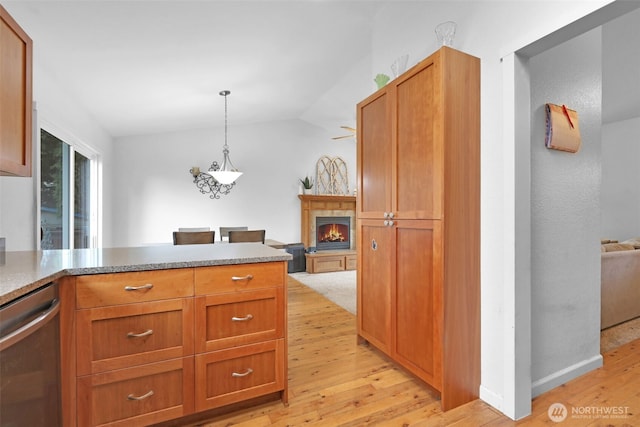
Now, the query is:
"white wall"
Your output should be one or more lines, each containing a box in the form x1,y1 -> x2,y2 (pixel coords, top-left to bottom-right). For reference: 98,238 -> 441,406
111,119 -> 356,247
529,27 -> 603,395
601,117 -> 640,240
0,49 -> 114,251
600,7 -> 640,242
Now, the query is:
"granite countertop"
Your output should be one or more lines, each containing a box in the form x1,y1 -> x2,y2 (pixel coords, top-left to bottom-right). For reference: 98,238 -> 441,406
0,243 -> 292,306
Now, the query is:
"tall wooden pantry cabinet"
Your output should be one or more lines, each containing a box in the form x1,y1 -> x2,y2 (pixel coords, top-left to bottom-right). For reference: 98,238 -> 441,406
356,46 -> 480,411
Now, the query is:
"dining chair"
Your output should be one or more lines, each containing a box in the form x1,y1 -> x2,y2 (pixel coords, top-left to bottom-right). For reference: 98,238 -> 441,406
219,226 -> 248,242
178,227 -> 210,232
172,230 -> 215,245
227,229 -> 266,244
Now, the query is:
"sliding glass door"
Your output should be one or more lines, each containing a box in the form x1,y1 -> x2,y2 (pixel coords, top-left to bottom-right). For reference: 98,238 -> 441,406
74,149 -> 91,248
40,129 -> 97,249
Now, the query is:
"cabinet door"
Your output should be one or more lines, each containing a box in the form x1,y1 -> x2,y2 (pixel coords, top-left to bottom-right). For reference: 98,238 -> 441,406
394,57 -> 442,219
0,5 -> 32,177
357,219 -> 392,352
393,219 -> 443,390
357,90 -> 392,219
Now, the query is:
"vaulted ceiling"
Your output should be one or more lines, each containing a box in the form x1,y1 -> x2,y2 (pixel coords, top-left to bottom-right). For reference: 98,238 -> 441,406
4,1 -> 639,137
4,0 -> 389,137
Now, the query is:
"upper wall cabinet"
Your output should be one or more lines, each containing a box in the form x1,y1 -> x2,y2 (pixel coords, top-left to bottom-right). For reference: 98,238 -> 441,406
0,5 -> 33,177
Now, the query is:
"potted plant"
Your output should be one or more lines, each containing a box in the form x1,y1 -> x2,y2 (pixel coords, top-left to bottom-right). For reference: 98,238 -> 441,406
300,176 -> 314,194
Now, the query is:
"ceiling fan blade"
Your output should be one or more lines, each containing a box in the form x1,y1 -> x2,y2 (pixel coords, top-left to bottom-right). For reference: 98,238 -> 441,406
340,126 -> 356,132
332,135 -> 354,140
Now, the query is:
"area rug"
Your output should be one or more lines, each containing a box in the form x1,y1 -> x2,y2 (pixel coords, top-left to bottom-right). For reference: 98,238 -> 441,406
288,270 -> 356,315
601,316 -> 640,353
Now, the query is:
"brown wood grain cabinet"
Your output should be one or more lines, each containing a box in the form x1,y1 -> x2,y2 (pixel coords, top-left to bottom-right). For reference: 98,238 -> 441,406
61,262 -> 288,426
356,46 -> 480,411
305,250 -> 357,273
0,5 -> 32,177
194,262 -> 287,412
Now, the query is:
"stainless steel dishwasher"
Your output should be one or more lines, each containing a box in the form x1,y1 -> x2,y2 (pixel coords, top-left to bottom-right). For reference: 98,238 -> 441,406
0,283 -> 62,427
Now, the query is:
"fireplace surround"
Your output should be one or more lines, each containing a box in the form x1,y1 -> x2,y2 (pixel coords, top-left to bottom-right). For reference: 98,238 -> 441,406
298,195 -> 356,272
298,195 -> 356,250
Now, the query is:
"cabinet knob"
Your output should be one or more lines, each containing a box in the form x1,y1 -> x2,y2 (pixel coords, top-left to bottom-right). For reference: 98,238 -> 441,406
388,212 -> 394,219
371,239 -> 378,250
387,220 -> 394,227
383,212 -> 389,219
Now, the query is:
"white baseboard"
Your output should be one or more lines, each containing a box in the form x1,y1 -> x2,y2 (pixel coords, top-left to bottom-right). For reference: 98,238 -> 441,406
480,385 -> 532,420
480,385 -> 504,414
531,354 -> 603,397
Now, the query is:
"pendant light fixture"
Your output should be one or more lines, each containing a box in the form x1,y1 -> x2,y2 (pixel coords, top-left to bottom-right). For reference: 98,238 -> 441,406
206,90 -> 242,184
189,90 -> 242,199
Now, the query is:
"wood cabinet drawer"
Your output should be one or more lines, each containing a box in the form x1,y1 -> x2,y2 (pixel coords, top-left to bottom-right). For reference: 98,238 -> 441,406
77,298 -> 195,376
77,357 -> 194,427
309,254 -> 346,273
195,262 -> 284,295
346,254 -> 357,270
194,340 -> 285,411
195,288 -> 284,353
76,269 -> 193,308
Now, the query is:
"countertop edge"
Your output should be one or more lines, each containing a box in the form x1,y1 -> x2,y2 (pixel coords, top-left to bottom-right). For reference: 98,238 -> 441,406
1,246 -> 292,306
62,254 -> 293,275
1,271 -> 69,306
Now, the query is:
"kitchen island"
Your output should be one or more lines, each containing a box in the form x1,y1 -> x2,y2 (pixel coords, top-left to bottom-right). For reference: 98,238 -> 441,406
0,243 -> 291,426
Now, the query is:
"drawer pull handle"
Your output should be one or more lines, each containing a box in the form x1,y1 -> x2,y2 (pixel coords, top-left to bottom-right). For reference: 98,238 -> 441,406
127,390 -> 154,401
124,284 -> 153,291
231,275 -> 254,282
127,329 -> 154,338
231,314 -> 254,322
231,368 -> 253,378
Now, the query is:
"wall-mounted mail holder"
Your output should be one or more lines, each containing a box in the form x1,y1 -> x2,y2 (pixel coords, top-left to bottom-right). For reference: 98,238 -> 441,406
545,103 -> 581,153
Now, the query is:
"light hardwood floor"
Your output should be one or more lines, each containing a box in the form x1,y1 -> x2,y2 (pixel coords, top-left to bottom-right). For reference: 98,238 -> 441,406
182,278 -> 639,426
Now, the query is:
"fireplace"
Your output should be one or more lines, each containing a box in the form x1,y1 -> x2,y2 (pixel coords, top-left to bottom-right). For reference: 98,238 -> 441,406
316,216 -> 350,251
298,194 -> 356,250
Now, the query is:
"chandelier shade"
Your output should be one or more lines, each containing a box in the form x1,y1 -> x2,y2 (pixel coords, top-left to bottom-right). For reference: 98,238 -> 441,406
205,147 -> 242,184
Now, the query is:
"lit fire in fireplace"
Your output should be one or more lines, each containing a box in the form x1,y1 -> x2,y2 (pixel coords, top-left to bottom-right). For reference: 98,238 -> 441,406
318,223 -> 348,243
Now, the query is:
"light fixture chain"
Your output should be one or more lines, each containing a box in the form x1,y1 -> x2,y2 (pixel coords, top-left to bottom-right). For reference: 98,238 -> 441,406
220,89 -> 230,150
223,91 -> 228,149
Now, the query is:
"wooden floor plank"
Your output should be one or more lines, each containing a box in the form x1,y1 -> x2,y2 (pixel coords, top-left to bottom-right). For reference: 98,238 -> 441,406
172,277 -> 640,427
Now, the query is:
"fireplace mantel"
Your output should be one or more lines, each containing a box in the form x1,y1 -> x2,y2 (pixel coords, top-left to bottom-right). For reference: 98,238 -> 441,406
298,194 -> 356,249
